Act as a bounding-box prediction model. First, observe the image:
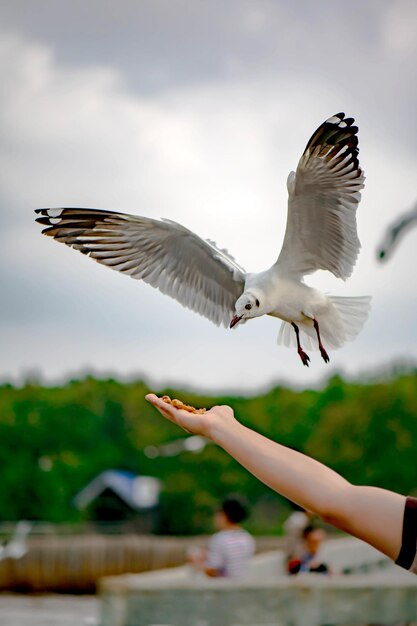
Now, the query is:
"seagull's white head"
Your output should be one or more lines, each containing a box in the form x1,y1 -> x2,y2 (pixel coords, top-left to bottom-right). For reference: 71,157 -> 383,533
230,292 -> 262,328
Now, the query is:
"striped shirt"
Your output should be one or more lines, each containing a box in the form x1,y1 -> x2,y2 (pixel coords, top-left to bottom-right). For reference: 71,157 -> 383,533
205,529 -> 255,578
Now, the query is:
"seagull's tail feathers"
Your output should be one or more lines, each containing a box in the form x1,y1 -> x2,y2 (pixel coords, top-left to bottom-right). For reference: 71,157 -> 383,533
277,295 -> 372,351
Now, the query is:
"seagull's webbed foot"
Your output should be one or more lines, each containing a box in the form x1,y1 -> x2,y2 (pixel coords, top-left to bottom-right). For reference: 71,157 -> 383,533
291,322 -> 310,367
313,319 -> 330,364
298,348 -> 311,367
319,346 -> 330,364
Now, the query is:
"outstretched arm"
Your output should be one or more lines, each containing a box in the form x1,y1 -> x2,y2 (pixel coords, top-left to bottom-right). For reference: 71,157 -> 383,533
146,394 -> 405,561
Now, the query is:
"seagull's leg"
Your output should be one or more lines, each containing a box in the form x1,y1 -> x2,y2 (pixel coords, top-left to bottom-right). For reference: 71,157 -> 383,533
313,318 -> 330,363
291,322 -> 310,367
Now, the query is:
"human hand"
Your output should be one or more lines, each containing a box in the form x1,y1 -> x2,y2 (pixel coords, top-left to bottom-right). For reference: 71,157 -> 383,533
145,393 -> 236,440
186,546 -> 207,568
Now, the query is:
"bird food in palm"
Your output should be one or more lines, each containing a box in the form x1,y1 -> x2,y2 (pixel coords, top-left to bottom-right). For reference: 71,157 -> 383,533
161,395 -> 206,414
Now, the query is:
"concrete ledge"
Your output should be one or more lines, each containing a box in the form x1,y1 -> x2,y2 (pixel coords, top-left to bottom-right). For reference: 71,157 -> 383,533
99,538 -> 417,626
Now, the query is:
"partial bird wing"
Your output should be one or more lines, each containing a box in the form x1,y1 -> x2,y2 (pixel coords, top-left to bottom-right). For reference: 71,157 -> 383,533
275,113 -> 365,280
377,201 -> 417,262
35,208 -> 246,327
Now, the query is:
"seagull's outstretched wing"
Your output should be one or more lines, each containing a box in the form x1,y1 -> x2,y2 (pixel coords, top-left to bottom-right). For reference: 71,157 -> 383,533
275,113 -> 365,280
35,208 -> 246,327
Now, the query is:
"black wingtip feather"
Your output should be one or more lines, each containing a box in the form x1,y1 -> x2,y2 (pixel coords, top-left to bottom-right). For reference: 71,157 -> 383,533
303,112 -> 361,175
304,112 -> 359,153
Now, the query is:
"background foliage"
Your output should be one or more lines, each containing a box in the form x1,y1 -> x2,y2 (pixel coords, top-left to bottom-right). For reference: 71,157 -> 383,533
0,369 -> 416,534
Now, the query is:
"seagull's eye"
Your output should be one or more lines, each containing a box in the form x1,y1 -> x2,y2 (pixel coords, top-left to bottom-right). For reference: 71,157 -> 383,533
255,299 -> 260,307
245,303 -> 252,310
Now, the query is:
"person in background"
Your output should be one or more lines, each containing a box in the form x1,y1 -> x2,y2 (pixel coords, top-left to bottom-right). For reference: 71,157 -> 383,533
283,503 -> 313,566
288,525 -> 329,575
145,394 -> 417,576
189,497 -> 255,578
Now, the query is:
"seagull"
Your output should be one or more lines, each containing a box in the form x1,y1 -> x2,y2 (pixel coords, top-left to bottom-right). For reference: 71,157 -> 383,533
377,201 -> 417,262
35,112 -> 371,366
0,520 -> 31,561
144,435 -> 209,459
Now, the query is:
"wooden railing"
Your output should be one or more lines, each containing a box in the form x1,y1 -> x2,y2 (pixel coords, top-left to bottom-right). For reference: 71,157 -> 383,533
0,534 -> 284,592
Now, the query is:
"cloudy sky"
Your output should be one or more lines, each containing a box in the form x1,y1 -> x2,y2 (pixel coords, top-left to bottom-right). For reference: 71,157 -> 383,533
1,0 -> 417,392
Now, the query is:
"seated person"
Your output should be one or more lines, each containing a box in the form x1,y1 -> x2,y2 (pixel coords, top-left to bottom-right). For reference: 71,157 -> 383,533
189,497 -> 255,578
288,525 -> 329,575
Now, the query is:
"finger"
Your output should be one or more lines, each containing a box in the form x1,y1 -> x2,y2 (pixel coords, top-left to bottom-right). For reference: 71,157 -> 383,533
145,394 -> 177,421
145,393 -> 162,406
146,393 -> 187,415
146,393 -> 191,427
146,394 -> 198,436
145,394 -> 174,413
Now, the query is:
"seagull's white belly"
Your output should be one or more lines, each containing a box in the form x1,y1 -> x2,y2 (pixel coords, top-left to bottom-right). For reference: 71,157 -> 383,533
267,280 -> 328,323
270,300 -> 310,323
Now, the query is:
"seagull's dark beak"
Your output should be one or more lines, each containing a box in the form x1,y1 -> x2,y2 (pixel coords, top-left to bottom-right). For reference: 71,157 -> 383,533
230,315 -> 243,329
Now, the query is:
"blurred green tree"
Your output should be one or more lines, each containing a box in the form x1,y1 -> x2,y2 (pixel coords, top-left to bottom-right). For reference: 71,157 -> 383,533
0,368 -> 415,533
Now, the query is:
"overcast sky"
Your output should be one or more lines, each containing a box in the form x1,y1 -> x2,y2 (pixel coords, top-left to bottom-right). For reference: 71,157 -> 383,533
1,0 -> 417,393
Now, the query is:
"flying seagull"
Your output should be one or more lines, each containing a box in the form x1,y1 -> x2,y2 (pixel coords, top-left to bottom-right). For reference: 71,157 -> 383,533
377,201 -> 417,262
36,112 -> 370,366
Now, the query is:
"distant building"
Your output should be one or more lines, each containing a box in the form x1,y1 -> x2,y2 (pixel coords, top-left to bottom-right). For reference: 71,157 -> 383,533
73,470 -> 162,533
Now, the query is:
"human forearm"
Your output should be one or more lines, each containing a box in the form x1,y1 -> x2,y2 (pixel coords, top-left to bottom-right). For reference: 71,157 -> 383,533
209,418 -> 404,559
209,418 -> 349,518
145,394 -> 348,517
146,394 -> 405,560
